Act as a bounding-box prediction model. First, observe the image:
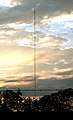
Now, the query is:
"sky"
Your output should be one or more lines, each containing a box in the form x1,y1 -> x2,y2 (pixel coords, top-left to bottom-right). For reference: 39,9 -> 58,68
0,0 -> 73,94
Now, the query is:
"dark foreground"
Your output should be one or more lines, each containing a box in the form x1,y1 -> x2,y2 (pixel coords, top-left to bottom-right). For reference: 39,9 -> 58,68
0,88 -> 73,112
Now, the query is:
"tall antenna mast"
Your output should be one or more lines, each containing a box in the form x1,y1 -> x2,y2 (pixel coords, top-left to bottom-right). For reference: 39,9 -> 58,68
33,6 -> 37,97
32,3 -> 40,97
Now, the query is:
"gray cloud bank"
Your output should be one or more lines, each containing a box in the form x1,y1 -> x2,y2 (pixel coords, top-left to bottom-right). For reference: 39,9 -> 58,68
0,0 -> 73,24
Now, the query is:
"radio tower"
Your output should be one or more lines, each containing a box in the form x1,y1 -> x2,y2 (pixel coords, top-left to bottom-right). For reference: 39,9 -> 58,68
33,3 -> 40,97
33,6 -> 37,97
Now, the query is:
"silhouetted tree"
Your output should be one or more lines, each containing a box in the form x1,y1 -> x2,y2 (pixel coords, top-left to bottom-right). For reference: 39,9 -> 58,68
0,88 -> 73,112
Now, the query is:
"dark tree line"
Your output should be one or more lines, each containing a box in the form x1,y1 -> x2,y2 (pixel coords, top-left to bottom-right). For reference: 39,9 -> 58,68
0,88 -> 73,112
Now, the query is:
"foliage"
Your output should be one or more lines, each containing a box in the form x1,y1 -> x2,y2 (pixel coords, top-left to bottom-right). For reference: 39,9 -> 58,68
0,88 -> 73,112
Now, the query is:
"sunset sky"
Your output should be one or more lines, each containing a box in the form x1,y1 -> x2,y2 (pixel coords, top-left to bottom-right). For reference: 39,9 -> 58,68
0,0 -> 73,92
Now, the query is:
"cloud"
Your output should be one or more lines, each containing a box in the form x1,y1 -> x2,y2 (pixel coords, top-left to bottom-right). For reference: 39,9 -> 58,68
0,47 -> 72,83
0,75 -> 41,89
38,35 -> 69,48
0,0 -> 73,24
0,24 -> 15,31
37,77 -> 73,90
34,48 -> 73,78
1,24 -> 69,48
5,80 -> 18,82
56,69 -> 73,75
2,76 -> 73,93
4,76 -> 35,83
0,1 -> 72,50
0,0 -> 73,91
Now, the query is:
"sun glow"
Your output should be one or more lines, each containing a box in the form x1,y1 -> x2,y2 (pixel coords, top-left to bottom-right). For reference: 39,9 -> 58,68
0,47 -> 33,67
